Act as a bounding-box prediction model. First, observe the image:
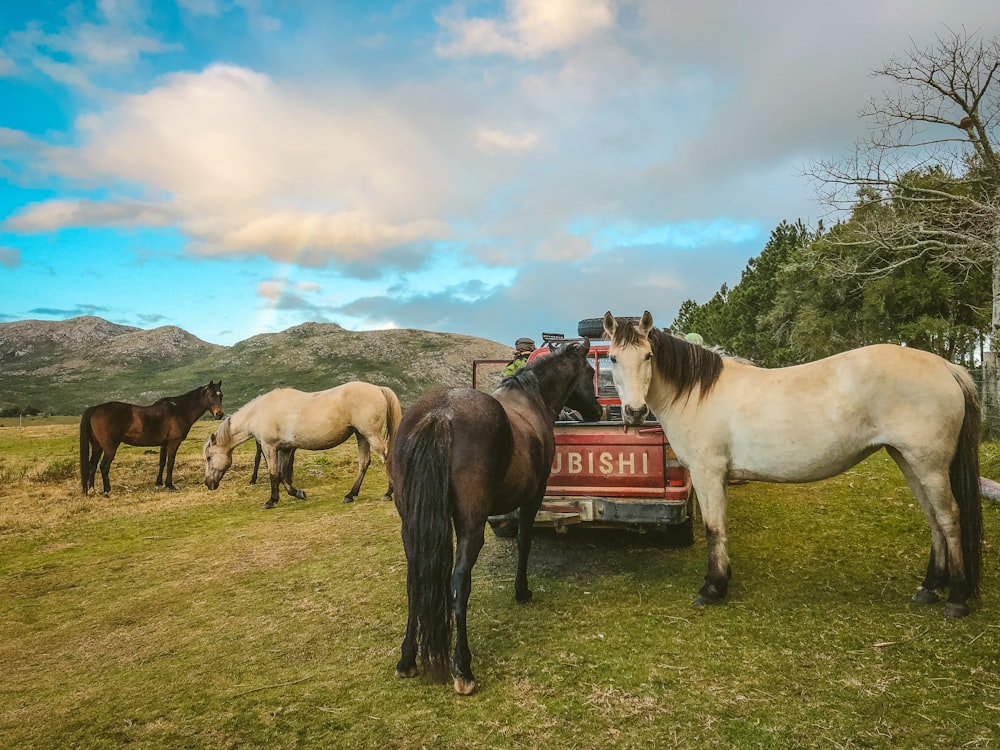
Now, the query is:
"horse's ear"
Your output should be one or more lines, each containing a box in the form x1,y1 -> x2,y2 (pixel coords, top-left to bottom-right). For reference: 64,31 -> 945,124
603,311 -> 616,340
638,311 -> 654,336
210,432 -> 216,444
579,337 -> 590,354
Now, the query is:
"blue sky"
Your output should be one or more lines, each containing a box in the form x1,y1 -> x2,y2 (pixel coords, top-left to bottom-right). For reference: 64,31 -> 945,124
2,1 -> 1000,348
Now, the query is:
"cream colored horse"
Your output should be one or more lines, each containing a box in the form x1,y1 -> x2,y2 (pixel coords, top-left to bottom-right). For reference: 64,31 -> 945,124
204,381 -> 402,509
604,311 -> 983,617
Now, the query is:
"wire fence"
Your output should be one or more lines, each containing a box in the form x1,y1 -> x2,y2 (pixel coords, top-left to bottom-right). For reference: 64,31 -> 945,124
967,368 -> 1000,438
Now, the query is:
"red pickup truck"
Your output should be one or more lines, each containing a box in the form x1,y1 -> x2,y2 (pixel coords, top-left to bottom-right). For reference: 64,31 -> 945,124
474,329 -> 695,545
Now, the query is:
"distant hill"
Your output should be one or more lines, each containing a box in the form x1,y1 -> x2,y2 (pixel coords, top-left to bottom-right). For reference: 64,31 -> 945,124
0,316 -> 511,415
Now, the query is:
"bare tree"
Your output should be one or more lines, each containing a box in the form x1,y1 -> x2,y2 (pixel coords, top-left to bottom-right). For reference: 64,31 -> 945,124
809,27 -> 1000,351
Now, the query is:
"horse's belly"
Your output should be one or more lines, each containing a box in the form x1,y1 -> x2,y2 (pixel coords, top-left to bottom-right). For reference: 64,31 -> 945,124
730,443 -> 878,483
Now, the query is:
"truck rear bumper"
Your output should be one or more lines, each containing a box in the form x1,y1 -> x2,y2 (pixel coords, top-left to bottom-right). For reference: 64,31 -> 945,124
489,496 -> 691,531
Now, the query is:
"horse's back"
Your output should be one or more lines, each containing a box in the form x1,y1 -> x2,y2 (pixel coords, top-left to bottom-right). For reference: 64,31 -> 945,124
245,382 -> 398,449
395,389 -> 513,491
699,344 -> 972,482
399,388 -> 509,449
84,401 -> 139,440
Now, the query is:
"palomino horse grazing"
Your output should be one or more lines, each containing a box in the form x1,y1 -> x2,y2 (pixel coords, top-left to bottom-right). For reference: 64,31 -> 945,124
203,381 -> 402,509
80,381 -> 224,495
393,341 -> 602,695
604,311 -> 983,618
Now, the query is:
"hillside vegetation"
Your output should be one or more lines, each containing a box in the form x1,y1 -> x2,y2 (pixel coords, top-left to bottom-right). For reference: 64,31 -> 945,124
0,316 -> 511,415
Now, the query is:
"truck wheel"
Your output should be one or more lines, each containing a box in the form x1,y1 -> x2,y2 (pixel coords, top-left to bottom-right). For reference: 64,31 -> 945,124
488,517 -> 519,538
577,316 -> 641,339
657,517 -> 695,547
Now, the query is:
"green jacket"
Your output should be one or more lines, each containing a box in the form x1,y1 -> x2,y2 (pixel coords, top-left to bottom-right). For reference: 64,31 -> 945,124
503,355 -> 529,377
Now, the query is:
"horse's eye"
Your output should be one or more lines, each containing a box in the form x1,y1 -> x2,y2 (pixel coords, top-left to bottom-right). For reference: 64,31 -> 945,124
644,352 -> 653,362
609,355 -> 617,364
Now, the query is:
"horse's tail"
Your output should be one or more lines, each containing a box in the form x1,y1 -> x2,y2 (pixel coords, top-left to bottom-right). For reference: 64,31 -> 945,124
380,386 -> 403,473
949,365 -> 982,599
398,414 -> 454,679
79,407 -> 95,494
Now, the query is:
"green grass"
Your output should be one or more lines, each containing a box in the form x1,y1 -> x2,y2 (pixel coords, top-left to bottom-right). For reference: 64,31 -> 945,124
1,422 -> 998,748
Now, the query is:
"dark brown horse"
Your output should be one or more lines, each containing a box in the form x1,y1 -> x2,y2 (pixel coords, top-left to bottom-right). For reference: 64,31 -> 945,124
393,341 -> 601,695
80,381 -> 224,495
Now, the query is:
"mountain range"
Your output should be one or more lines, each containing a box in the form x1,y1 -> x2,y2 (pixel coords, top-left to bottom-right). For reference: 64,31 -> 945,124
0,316 -> 513,416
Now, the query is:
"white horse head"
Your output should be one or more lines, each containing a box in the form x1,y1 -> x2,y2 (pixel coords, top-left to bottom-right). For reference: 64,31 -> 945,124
603,310 -> 655,426
203,422 -> 234,490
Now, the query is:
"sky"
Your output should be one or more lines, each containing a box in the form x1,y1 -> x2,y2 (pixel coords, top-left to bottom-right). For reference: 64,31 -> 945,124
2,1 -> 1000,349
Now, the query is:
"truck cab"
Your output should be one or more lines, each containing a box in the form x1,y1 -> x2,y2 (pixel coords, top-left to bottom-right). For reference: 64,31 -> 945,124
475,330 -> 695,545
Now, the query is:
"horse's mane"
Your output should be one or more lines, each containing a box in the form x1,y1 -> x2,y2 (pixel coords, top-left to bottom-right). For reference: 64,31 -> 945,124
212,415 -> 233,445
495,344 -> 578,400
495,361 -> 544,399
613,323 -> 724,403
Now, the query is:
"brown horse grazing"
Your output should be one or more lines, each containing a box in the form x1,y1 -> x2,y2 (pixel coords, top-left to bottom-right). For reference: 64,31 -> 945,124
393,340 -> 601,695
80,381 -> 224,495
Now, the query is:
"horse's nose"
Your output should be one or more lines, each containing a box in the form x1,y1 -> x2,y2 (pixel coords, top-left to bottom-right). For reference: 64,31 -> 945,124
623,404 -> 648,424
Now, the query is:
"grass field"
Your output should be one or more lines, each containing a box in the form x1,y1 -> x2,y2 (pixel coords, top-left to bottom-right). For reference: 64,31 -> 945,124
1,420 -> 998,749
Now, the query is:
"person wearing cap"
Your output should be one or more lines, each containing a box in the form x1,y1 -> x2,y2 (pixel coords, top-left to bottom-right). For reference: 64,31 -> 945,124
503,337 -> 536,377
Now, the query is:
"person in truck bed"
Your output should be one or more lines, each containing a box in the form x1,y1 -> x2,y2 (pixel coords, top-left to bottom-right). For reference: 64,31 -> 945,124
502,337 -> 536,377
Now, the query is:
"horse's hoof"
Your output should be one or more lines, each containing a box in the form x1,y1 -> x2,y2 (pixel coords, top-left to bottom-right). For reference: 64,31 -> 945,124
342,496 -> 355,504
693,594 -> 723,607
295,490 -> 307,500
262,501 -> 278,510
379,494 -> 393,502
453,676 -> 478,695
395,665 -> 418,679
912,588 -> 940,605
944,602 -> 970,618
166,485 -> 177,492
515,589 -> 533,604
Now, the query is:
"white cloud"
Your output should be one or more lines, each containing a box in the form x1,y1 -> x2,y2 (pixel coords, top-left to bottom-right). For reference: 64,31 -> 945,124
13,64 -> 456,263
475,128 -> 540,152
0,49 -> 15,77
6,199 -> 176,231
0,246 -> 22,269
175,0 -> 223,17
437,0 -> 615,59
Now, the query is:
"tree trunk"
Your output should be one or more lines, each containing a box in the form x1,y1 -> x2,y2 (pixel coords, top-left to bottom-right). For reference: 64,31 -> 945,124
988,252 -> 1000,436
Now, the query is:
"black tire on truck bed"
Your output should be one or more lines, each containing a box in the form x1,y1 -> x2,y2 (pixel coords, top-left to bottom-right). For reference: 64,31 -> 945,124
577,316 -> 641,339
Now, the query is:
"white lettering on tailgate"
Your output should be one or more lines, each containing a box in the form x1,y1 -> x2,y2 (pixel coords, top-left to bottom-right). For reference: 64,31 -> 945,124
552,450 -> 652,476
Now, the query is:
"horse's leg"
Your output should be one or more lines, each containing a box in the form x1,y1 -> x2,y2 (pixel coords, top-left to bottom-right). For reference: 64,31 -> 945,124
452,522 -> 486,695
889,449 -> 969,616
344,435 -> 371,503
396,528 -> 420,680
367,431 -> 393,502
513,489 -> 545,603
250,441 -> 263,485
262,444 -> 282,510
87,443 -> 103,492
155,444 -> 167,486
163,440 -> 182,490
691,469 -> 731,606
99,442 -> 120,496
276,449 -> 305,500
887,448 -> 948,605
